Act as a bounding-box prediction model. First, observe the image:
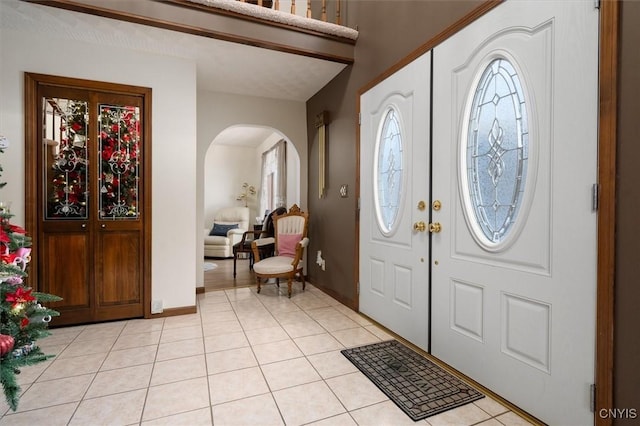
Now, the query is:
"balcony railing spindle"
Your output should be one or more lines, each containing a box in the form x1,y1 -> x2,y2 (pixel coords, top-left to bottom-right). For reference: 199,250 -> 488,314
234,0 -> 346,27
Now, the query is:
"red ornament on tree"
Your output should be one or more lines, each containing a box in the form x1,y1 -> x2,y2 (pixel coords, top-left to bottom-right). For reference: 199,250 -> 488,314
0,334 -> 15,357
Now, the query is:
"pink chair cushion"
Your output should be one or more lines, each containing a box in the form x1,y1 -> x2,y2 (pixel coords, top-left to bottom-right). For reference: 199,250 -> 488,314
278,233 -> 302,257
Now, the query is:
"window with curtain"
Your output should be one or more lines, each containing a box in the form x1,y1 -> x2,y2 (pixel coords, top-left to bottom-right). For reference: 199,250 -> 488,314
259,139 -> 287,216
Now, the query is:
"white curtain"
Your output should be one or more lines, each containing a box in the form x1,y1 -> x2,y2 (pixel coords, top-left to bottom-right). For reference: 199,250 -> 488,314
259,139 -> 287,216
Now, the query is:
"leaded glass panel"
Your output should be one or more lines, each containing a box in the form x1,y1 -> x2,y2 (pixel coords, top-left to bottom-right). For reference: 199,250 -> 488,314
375,107 -> 404,233
98,104 -> 140,219
466,58 -> 529,244
43,98 -> 89,219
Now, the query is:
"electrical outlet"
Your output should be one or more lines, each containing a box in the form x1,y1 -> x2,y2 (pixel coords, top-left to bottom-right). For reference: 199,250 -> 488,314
321,259 -> 326,271
151,300 -> 163,314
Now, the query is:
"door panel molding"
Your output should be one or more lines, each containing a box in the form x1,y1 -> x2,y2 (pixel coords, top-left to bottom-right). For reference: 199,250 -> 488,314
450,279 -> 484,342
42,233 -> 90,309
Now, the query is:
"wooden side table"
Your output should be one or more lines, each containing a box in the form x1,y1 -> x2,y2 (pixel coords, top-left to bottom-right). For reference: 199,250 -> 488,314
232,227 -> 264,278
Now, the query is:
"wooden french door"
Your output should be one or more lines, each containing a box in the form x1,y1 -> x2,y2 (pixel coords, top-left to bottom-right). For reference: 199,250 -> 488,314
25,73 -> 151,326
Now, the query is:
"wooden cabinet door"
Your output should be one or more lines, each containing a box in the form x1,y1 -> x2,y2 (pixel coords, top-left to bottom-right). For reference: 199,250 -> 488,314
27,74 -> 151,326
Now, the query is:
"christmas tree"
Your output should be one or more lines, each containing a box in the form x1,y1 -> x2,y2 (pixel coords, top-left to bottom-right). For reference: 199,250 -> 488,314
0,147 -> 61,411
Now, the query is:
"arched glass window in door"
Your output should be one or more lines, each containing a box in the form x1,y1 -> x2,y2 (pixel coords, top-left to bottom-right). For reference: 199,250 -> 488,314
374,106 -> 404,235
464,57 -> 529,246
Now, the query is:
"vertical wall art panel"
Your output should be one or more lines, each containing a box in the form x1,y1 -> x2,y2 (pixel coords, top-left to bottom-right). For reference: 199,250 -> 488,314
502,293 -> 551,373
450,280 -> 484,342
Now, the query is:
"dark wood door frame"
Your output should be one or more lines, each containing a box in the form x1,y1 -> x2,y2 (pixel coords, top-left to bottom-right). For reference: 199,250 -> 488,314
596,1 -> 618,423
24,72 -> 153,321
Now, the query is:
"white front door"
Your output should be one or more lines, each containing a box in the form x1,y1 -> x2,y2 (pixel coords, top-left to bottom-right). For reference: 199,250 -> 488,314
431,1 -> 598,424
359,52 -> 431,350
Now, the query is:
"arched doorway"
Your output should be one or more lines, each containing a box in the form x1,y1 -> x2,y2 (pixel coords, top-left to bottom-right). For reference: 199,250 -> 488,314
202,125 -> 301,290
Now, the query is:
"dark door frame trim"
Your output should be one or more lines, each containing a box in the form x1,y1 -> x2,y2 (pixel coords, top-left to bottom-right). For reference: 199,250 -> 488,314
596,1 -> 617,423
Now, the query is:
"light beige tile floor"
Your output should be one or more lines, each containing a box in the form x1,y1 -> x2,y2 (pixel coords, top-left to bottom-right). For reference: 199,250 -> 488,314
0,284 -> 535,425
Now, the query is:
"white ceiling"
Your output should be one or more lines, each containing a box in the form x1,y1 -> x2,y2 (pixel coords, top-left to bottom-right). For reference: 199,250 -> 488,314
213,126 -> 279,147
1,0 -> 347,146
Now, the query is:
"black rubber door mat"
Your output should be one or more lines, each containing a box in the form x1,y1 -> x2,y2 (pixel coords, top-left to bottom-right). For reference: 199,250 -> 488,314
341,340 -> 484,421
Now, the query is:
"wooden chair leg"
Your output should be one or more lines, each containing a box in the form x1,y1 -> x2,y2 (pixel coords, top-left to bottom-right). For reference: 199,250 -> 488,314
287,278 -> 292,298
233,253 -> 237,278
256,276 -> 262,293
300,269 -> 306,291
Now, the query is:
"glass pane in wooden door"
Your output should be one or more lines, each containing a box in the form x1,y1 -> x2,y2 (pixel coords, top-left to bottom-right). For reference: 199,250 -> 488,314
43,98 -> 89,219
98,104 -> 140,219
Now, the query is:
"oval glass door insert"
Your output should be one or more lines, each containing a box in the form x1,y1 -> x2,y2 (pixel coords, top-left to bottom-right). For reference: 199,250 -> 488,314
463,57 -> 529,247
374,106 -> 404,235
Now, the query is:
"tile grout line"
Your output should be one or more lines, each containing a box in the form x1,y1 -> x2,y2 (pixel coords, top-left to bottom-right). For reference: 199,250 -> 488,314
1,286 -> 533,425
199,292 -> 215,424
259,286 -> 362,426
251,287 -> 298,426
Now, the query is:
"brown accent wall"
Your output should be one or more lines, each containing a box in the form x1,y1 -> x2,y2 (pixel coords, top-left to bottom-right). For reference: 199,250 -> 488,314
305,0 -> 485,308
614,1 -> 640,421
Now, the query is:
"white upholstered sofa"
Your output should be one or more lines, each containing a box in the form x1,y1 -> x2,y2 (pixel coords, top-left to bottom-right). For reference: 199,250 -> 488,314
204,207 -> 250,258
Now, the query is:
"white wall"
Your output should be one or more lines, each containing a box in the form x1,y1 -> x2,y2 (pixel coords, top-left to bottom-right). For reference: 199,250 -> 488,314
203,144 -> 261,226
196,91 -> 308,285
0,12 -> 198,310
